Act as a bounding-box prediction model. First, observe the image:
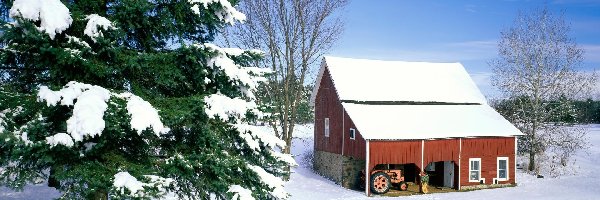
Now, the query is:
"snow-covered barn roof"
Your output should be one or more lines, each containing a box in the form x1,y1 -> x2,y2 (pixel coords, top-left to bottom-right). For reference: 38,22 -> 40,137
309,56 -> 488,105
342,103 -> 523,140
310,56 -> 523,139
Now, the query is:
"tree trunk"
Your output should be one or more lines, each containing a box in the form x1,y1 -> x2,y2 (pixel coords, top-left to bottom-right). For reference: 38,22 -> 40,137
282,139 -> 292,181
529,119 -> 538,173
48,167 -> 60,189
528,150 -> 535,172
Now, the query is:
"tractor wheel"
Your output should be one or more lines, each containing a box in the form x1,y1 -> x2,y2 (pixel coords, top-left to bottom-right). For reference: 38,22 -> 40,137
398,181 -> 408,191
370,172 -> 391,194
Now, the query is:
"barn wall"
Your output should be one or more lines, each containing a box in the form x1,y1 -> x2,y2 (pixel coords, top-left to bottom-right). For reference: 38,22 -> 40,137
366,137 -> 516,191
368,140 -> 423,170
313,66 -> 368,190
314,67 -> 367,158
460,137 -> 516,187
314,67 -> 343,154
423,139 -> 460,166
343,110 -> 366,159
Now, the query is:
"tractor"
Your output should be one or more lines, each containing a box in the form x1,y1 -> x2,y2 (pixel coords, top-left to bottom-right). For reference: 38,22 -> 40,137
361,164 -> 409,194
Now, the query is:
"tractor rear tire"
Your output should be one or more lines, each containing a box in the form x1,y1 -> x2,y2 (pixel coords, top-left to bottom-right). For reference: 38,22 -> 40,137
398,181 -> 408,191
370,172 -> 391,194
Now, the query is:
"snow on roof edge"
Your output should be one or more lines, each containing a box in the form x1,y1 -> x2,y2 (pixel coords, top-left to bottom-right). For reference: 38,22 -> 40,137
342,103 -> 524,140
309,59 -> 327,107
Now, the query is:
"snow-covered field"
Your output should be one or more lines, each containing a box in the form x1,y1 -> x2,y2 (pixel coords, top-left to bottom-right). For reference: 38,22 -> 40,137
2,124 -> 600,199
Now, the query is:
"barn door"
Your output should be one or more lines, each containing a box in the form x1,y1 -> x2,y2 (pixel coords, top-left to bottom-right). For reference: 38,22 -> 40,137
443,161 -> 454,188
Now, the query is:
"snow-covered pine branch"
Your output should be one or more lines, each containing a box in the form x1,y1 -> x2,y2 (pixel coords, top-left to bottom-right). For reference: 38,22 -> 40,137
0,0 -> 294,199
37,81 -> 168,144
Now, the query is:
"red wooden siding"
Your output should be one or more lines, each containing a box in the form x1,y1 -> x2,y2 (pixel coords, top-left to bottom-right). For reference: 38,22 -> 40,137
423,139 -> 460,165
343,110 -> 366,159
368,140 -> 423,170
314,67 -> 341,154
314,67 -> 367,156
460,137 -> 516,186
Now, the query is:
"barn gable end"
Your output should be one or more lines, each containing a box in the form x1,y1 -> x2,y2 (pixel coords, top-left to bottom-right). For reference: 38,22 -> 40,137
313,65 -> 367,188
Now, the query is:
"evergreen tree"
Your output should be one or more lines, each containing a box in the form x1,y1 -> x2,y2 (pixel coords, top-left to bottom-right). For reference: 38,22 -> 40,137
0,0 -> 294,199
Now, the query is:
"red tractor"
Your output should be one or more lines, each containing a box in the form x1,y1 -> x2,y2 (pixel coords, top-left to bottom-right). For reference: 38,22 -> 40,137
361,164 -> 409,194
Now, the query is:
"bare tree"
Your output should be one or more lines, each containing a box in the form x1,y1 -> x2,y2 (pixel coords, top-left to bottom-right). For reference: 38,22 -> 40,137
490,7 -> 596,175
223,0 -> 347,172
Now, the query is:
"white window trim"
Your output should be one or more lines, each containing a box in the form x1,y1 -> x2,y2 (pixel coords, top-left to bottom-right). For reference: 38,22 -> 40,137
349,128 -> 356,140
497,157 -> 509,181
469,158 -> 481,183
324,118 -> 330,137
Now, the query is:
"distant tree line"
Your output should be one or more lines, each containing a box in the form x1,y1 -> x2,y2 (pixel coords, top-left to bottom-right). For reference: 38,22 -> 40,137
492,97 -> 600,124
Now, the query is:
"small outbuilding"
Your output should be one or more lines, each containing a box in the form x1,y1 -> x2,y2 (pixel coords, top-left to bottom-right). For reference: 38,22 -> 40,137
309,56 -> 523,196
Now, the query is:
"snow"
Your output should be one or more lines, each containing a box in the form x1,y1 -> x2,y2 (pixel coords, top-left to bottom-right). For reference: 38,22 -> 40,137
222,48 -> 246,56
37,86 -> 61,107
204,93 -> 259,122
84,14 -> 113,42
202,43 -> 269,99
310,56 -> 488,105
0,184 -> 60,200
342,103 -> 522,140
112,172 -> 174,198
38,82 -> 111,142
66,35 -> 91,48
188,0 -> 246,24
84,142 -> 96,151
119,93 -> 168,136
247,164 -> 287,199
0,109 -> 9,133
37,82 -> 110,107
15,131 -> 32,146
228,185 -> 255,200
9,0 -> 73,39
64,84 -> 111,141
143,175 -> 174,197
45,133 -> 74,147
63,48 -> 82,58
113,172 -> 144,197
234,124 -> 286,149
270,150 -> 298,166
38,82 -> 168,141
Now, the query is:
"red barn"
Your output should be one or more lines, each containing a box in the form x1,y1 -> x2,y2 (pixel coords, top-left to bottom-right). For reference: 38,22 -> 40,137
309,56 -> 523,196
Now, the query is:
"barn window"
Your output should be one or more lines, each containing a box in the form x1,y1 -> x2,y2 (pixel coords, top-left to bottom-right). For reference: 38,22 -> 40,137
469,158 -> 481,182
349,128 -> 356,140
497,157 -> 509,181
324,118 -> 330,137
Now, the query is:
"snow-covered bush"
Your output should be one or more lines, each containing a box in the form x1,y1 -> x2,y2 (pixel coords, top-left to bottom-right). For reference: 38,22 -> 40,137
0,0 -> 292,199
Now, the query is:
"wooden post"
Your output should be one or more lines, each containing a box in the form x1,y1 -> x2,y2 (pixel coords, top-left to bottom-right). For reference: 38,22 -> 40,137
365,140 -> 370,196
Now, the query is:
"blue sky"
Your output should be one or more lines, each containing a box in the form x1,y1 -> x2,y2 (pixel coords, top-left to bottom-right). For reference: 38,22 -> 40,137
328,0 -> 600,97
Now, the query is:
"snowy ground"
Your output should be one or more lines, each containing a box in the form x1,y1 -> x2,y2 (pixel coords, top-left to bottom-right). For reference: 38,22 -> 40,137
2,124 -> 600,199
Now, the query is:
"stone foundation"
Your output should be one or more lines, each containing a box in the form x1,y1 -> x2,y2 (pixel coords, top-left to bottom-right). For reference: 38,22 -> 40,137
342,157 -> 365,189
314,151 -> 365,190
